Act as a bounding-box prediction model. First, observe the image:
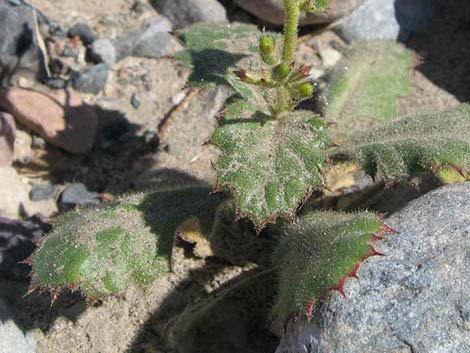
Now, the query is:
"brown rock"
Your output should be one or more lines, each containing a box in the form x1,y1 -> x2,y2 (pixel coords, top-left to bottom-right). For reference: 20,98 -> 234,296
234,0 -> 364,25
0,112 -> 16,167
0,88 -> 98,154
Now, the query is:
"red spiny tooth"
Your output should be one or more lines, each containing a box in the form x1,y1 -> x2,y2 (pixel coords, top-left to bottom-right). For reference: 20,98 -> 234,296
210,184 -> 221,194
349,263 -> 360,279
377,213 -> 385,220
366,246 -> 385,258
382,223 -> 398,234
24,282 -> 39,297
50,289 -> 59,307
70,283 -> 81,292
19,257 -> 34,266
32,238 -> 44,247
330,277 -> 348,298
305,299 -> 316,321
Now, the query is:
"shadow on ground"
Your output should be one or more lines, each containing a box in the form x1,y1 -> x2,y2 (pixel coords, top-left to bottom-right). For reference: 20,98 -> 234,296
400,0 -> 470,102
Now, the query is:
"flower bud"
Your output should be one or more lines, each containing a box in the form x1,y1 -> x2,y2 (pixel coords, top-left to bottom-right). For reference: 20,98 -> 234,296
259,35 -> 276,65
296,82 -> 314,97
274,63 -> 291,81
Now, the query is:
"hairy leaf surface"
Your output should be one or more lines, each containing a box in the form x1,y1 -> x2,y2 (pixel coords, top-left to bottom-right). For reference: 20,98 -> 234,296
331,104 -> 470,182
176,23 -> 279,107
272,211 -> 387,321
32,185 -> 223,298
320,41 -> 412,140
212,103 -> 330,228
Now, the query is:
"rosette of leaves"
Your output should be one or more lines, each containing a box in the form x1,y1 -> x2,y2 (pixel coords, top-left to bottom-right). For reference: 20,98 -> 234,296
30,185 -> 224,299
176,1 -> 333,229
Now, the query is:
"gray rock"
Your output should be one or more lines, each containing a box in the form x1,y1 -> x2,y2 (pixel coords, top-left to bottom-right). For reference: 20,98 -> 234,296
67,22 -> 96,45
59,183 -> 100,210
338,0 -> 436,42
61,46 -> 78,58
29,184 -> 60,202
90,38 -> 116,67
233,0 -> 364,25
43,76 -> 67,89
0,215 -> 51,279
72,64 -> 109,94
0,298 -> 36,353
151,0 -> 227,29
115,20 -> 180,62
0,112 -> 16,167
131,92 -> 141,109
275,183 -> 470,353
0,1 -> 45,84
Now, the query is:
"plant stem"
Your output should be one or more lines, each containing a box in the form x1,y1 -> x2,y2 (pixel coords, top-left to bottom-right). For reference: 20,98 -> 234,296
282,0 -> 301,65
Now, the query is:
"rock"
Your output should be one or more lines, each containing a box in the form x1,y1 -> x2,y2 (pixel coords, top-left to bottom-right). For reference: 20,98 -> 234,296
59,183 -> 100,210
275,183 -> 470,353
338,0 -> 436,42
13,129 -> 32,164
0,167 -> 30,219
0,112 -> 16,167
72,63 -> 109,94
0,215 -> 51,279
319,47 -> 341,68
151,0 -> 227,28
115,20 -> 182,62
0,88 -> 98,154
131,92 -> 141,109
67,22 -> 96,45
90,38 -> 116,67
29,184 -> 60,202
43,77 -> 67,89
0,298 -> 36,353
233,0 -> 364,25
61,46 -> 78,58
0,0 -> 46,83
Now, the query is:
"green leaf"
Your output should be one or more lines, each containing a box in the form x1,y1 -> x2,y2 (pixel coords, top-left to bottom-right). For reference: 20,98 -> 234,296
175,23 -> 281,107
302,0 -> 330,13
331,104 -> 470,182
32,185 -> 224,298
211,102 -> 331,228
320,40 -> 412,141
272,211 -> 386,321
176,23 -> 274,88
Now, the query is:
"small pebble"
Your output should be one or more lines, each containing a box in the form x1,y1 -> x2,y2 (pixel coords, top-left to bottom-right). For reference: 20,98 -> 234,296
73,64 -> 109,94
320,48 -> 342,68
59,183 -> 100,210
30,184 -> 60,202
143,128 -> 158,143
171,91 -> 186,105
90,38 -> 116,67
68,23 -> 96,45
44,77 -> 68,89
62,46 -> 78,58
131,92 -> 141,109
32,135 -> 46,149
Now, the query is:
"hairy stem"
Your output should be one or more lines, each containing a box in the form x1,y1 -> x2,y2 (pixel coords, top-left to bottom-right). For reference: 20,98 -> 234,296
282,0 -> 301,65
